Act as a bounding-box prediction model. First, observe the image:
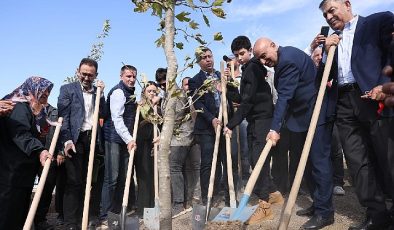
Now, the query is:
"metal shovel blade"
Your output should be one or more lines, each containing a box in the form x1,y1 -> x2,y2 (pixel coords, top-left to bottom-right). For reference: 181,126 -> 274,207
143,206 -> 160,230
108,209 -> 139,230
191,204 -> 221,230
212,205 -> 258,223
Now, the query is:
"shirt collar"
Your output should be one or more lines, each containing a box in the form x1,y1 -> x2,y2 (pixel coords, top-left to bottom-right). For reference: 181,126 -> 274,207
344,15 -> 358,31
79,81 -> 94,94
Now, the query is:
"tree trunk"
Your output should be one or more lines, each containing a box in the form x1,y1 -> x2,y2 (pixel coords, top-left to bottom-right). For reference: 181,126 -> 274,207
158,3 -> 177,230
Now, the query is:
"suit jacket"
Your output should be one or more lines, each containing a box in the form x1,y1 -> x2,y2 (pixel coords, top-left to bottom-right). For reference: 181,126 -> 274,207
57,81 -> 105,147
272,46 -> 318,132
189,70 -> 237,135
0,103 -> 45,187
343,12 -> 394,93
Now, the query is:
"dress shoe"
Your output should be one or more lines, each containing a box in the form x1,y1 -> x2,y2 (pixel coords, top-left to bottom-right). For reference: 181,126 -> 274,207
296,206 -> 315,216
348,217 -> 391,230
301,214 -> 334,229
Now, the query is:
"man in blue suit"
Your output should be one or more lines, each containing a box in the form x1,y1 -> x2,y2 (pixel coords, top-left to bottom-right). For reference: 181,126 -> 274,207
188,46 -> 238,206
321,0 -> 394,229
58,58 -> 106,230
254,37 -> 335,229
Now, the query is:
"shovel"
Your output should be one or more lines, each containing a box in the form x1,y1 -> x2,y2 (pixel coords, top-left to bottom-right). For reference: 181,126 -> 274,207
143,106 -> 160,230
108,105 -> 141,230
23,117 -> 63,230
192,103 -> 223,230
277,45 -> 337,230
220,61 -> 237,209
212,140 -> 273,223
82,86 -> 103,230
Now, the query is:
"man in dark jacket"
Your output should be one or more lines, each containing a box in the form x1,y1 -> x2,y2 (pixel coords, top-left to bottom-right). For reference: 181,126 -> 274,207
254,37 -> 335,229
224,35 -> 283,225
58,58 -> 106,229
188,46 -> 238,206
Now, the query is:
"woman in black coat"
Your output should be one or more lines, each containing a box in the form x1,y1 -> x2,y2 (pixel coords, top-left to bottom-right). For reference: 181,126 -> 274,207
0,76 -> 54,229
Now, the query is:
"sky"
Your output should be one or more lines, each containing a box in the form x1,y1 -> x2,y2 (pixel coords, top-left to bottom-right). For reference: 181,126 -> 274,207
1,0 -> 393,105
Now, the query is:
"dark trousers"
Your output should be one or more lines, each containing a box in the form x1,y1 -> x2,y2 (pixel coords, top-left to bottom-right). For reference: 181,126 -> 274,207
336,87 -> 390,222
247,118 -> 277,201
63,131 -> 101,226
135,139 -> 154,215
0,184 -> 32,230
195,134 -> 238,204
305,122 -> 334,217
271,127 -> 290,194
170,144 -> 200,204
272,127 -> 307,193
331,124 -> 344,187
35,161 -> 66,224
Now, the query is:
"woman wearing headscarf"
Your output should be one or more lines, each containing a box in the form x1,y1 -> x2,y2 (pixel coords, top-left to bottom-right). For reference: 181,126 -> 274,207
0,76 -> 54,229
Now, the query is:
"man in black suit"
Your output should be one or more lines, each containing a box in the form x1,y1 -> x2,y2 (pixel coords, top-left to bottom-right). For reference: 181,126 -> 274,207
188,46 -> 238,206
58,58 -> 106,230
321,0 -> 394,229
254,37 -> 335,229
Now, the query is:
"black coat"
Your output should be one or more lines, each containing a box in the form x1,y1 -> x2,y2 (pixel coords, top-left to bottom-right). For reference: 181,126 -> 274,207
0,102 -> 45,187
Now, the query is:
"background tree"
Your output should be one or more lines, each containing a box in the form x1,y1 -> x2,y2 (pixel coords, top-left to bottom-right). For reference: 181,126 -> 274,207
130,0 -> 229,229
64,20 -> 111,83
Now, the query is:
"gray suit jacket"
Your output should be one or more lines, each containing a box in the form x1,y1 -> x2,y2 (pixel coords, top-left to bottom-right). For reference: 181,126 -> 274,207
57,81 -> 105,146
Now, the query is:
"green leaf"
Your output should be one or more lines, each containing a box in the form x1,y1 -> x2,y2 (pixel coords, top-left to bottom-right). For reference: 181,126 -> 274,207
175,12 -> 191,22
155,34 -> 165,47
189,20 -> 199,30
202,14 -> 210,27
176,42 -> 184,50
195,36 -> 207,45
151,3 -> 163,18
187,0 -> 196,9
213,0 -> 224,6
213,32 -> 223,41
171,89 -> 183,98
211,7 -> 226,18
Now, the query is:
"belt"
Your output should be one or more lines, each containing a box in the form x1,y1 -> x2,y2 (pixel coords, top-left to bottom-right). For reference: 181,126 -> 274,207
338,83 -> 359,93
80,130 -> 92,136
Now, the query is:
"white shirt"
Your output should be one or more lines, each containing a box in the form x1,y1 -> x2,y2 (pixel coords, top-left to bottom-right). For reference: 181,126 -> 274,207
110,89 -> 133,144
81,91 -> 94,131
337,15 -> 358,86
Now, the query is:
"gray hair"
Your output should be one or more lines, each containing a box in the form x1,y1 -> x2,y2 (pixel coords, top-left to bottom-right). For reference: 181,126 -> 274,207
319,0 -> 345,10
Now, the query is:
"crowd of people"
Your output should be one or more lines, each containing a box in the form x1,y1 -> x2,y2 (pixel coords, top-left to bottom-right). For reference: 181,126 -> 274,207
0,0 -> 393,230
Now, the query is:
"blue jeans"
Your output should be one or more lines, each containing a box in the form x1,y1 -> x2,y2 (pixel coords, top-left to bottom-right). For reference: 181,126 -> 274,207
100,141 -> 135,218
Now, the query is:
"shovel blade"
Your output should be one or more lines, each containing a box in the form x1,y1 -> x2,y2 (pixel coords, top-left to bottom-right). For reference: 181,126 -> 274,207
192,204 -> 221,230
212,205 -> 258,223
108,211 -> 139,230
143,207 -> 160,230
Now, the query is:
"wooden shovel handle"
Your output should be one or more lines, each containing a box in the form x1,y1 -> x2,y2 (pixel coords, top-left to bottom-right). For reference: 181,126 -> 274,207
122,105 -> 141,207
82,86 -> 102,230
23,117 -> 63,230
207,103 -> 223,199
221,61 -> 236,208
278,45 -> 337,230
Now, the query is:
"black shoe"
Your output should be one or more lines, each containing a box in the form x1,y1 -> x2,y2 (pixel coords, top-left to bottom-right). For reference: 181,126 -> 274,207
296,206 -> 315,217
348,217 -> 391,230
35,221 -> 54,230
301,214 -> 334,229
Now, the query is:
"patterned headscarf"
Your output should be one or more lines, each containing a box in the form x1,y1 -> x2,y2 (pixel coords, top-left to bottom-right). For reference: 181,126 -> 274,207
3,76 -> 53,103
3,76 -> 54,132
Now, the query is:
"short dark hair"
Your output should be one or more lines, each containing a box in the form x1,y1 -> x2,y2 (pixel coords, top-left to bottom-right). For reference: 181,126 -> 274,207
319,0 -> 344,9
231,36 -> 251,53
121,65 -> 137,72
79,58 -> 98,72
182,77 -> 190,84
155,68 -> 167,82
